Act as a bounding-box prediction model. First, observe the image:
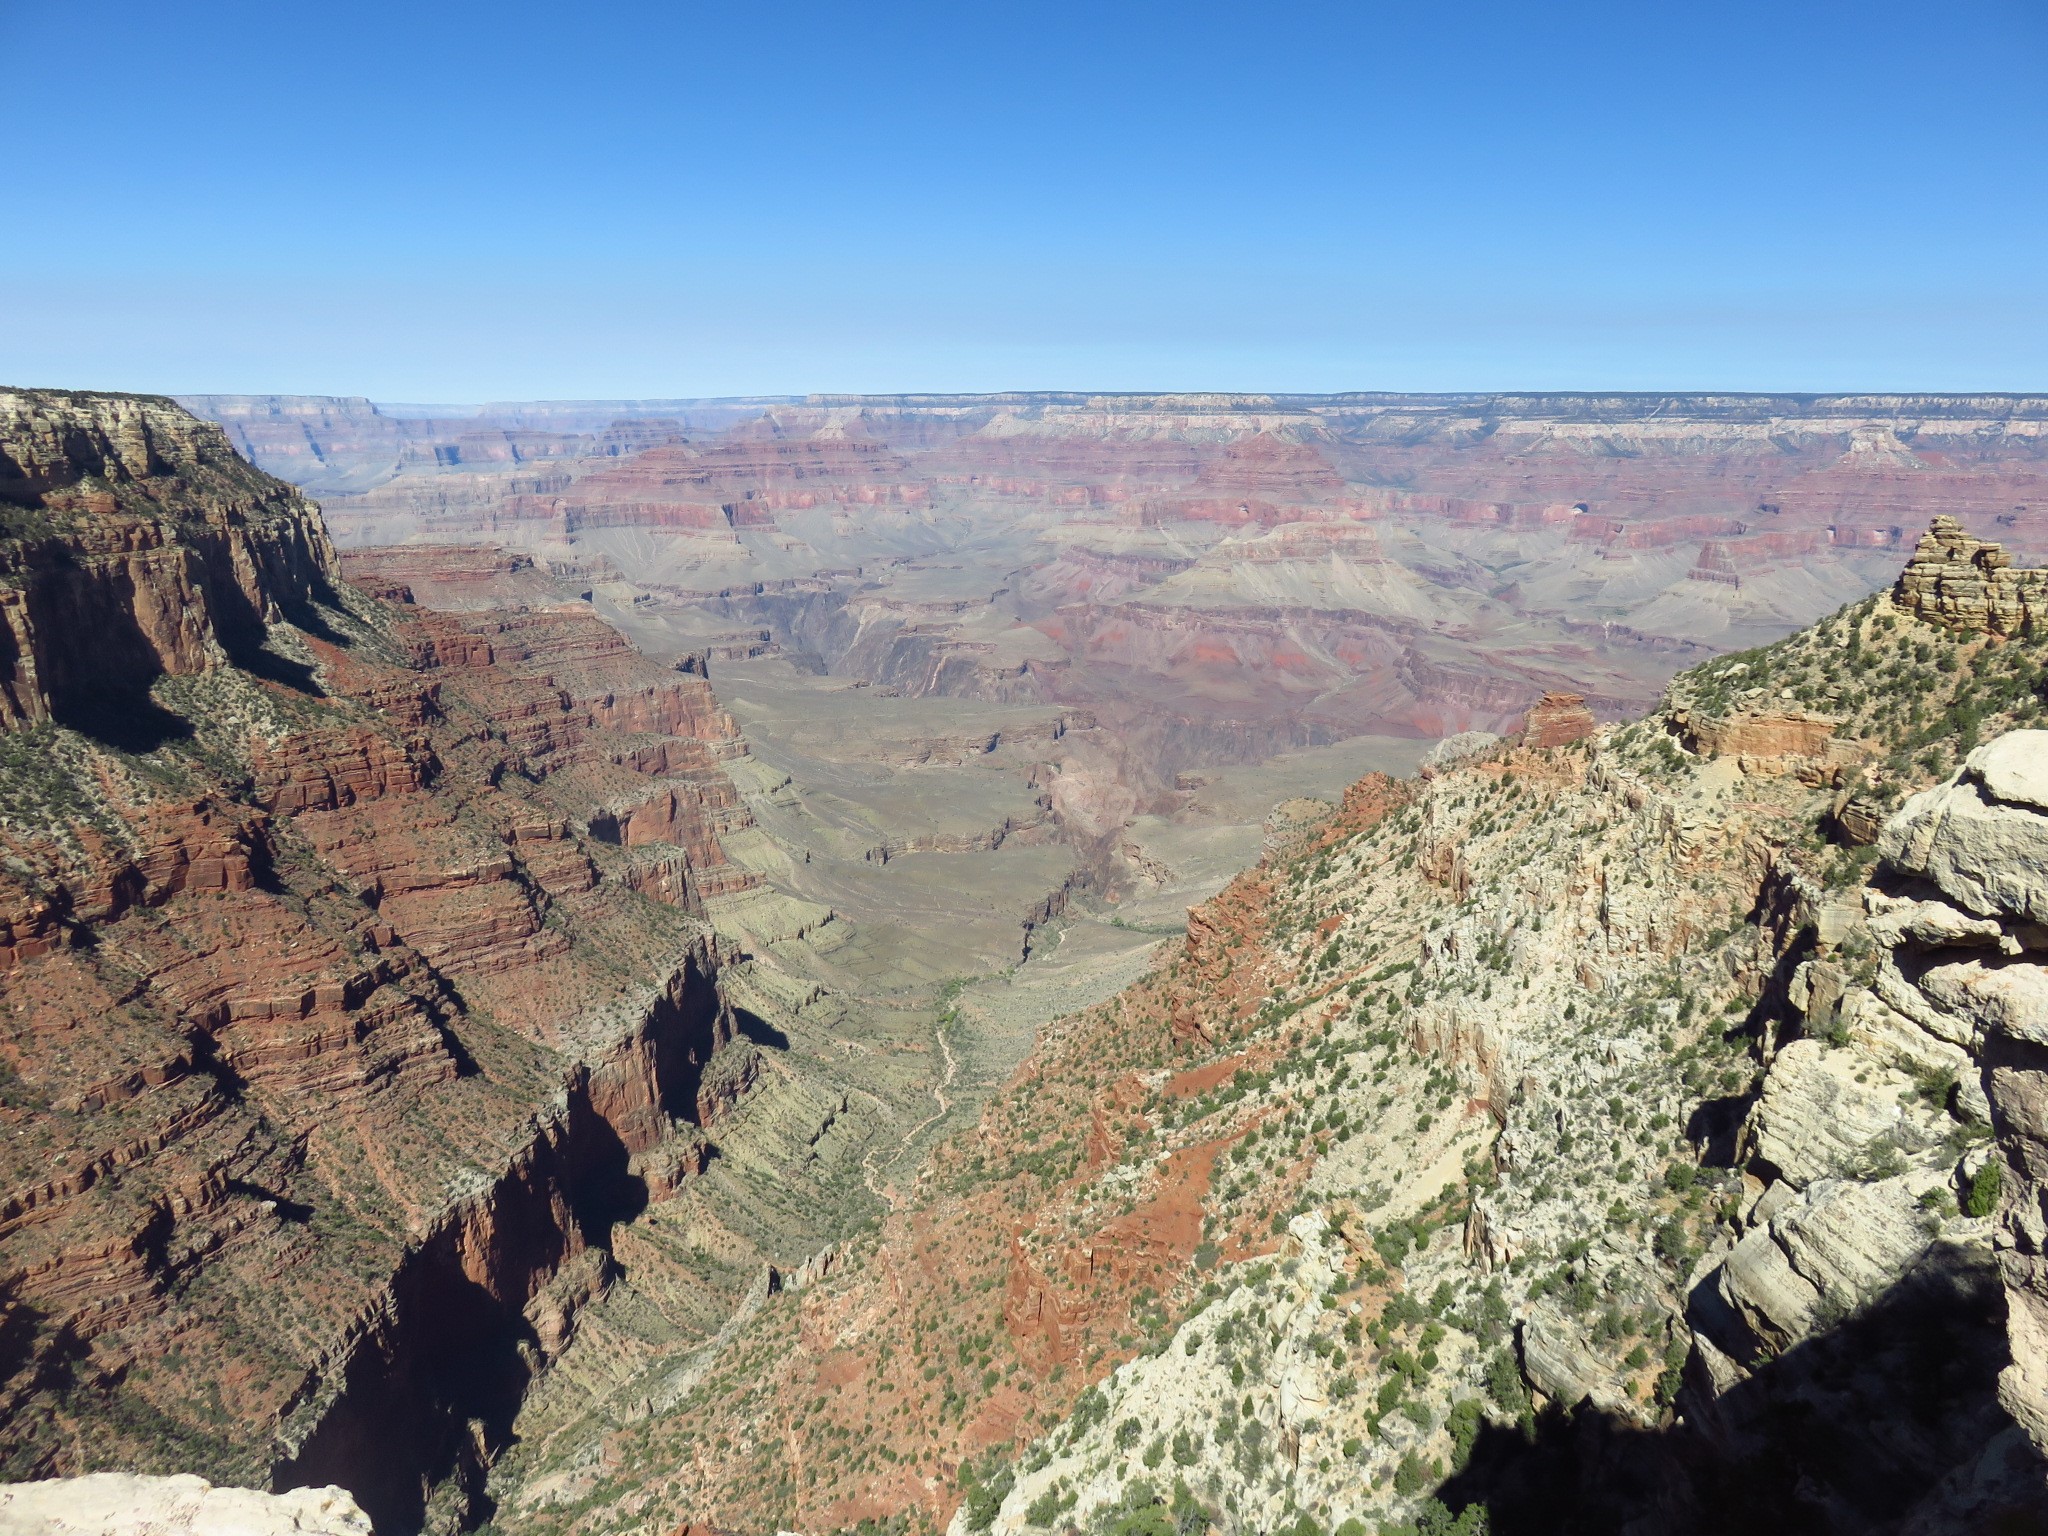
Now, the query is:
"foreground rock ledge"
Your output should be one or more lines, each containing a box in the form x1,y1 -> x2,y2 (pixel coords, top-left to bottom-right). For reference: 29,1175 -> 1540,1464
1886,728 -> 2048,1455
0,1474 -> 371,1536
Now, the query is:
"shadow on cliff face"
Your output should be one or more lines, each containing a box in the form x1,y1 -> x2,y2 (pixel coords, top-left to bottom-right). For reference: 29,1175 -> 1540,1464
22,535 -> 349,750
651,956 -> 739,1123
0,1304 -> 96,1481
1436,1244 -> 2047,1535
274,959 -> 732,1533
269,1087 -> 656,1533
276,1263 -> 541,1534
271,1143 -> 632,1534
1683,1088 -> 1753,1171
733,1002 -> 790,1051
213,585 -> 344,699
0,1280 -> 50,1396
49,691 -> 192,754
11,543 -> 192,751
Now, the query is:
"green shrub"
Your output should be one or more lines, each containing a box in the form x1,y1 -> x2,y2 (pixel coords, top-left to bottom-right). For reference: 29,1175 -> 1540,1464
1392,1450 -> 1427,1495
1105,1503 -> 1173,1536
959,1458 -> 1015,1533
1483,1350 -> 1528,1416
1446,1398 -> 1483,1468
1653,1218 -> 1691,1266
1965,1159 -> 2004,1218
1072,1386 -> 1110,1434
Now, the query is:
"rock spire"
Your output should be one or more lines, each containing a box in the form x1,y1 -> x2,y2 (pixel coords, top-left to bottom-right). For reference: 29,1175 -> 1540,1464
1891,514 -> 2048,635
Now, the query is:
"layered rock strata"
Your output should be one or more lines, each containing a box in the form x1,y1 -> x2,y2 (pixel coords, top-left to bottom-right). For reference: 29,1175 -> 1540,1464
0,392 -> 787,1532
546,540 -> 2047,1536
1879,732 -> 2048,1452
189,391 -> 2048,803
1892,514 -> 2048,636
1518,690 -> 1596,748
0,389 -> 338,730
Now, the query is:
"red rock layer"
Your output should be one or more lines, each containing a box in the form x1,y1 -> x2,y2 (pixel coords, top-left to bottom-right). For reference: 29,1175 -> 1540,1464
0,389 -> 339,727
1520,691 -> 1599,748
0,394 -> 764,1524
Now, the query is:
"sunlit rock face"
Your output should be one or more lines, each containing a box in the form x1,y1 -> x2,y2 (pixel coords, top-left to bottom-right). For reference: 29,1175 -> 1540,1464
1882,730 -> 2048,1453
0,1474 -> 372,1536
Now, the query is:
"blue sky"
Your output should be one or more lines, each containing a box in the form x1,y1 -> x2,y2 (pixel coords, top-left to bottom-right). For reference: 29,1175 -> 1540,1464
5,0 -> 2044,398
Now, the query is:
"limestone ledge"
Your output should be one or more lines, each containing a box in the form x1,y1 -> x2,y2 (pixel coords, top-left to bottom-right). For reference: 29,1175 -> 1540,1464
0,1474 -> 370,1536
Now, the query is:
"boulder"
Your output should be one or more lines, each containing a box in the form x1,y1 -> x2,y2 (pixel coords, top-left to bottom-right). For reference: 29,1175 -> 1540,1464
1866,895 -> 2006,952
1714,1177 -> 1932,1356
1772,1176 -> 1935,1306
1917,954 -> 2048,1048
1974,731 -> 2048,812
1717,1224 -> 1823,1353
1880,772 -> 2048,925
1520,1302 -> 1641,1420
1746,1038 -> 1907,1187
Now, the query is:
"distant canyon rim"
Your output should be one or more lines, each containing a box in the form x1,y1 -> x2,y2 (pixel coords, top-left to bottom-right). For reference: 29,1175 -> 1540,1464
188,386 -> 2048,829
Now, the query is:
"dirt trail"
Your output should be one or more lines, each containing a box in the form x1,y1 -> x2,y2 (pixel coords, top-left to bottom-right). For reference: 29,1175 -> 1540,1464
862,1014 -> 960,1211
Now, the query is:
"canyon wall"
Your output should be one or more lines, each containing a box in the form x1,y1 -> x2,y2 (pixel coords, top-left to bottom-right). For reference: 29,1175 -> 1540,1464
1880,735 -> 2048,1459
0,389 -> 339,731
0,391 -> 809,1532
25,384 -> 2048,1532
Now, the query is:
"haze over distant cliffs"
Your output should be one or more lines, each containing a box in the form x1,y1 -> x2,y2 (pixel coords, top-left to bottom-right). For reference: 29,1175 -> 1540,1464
186,390 -> 2048,757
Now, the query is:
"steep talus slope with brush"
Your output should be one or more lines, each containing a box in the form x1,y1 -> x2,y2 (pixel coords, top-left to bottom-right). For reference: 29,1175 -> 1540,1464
531,522 -> 2048,1536
0,390 -> 906,1533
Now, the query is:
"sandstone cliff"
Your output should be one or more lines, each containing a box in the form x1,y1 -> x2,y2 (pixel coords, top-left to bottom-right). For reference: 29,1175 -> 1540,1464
16,408 -> 2048,1536
188,389 -> 2048,812
1892,513 -> 2048,636
1878,733 -> 2048,1459
0,392 -> 833,1532
0,389 -> 338,733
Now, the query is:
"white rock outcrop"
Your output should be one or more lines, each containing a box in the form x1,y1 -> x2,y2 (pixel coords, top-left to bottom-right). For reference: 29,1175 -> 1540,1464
0,1475 -> 371,1536
1880,731 -> 2048,924
1746,1038 -> 1909,1188
1877,729 -> 2048,1456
